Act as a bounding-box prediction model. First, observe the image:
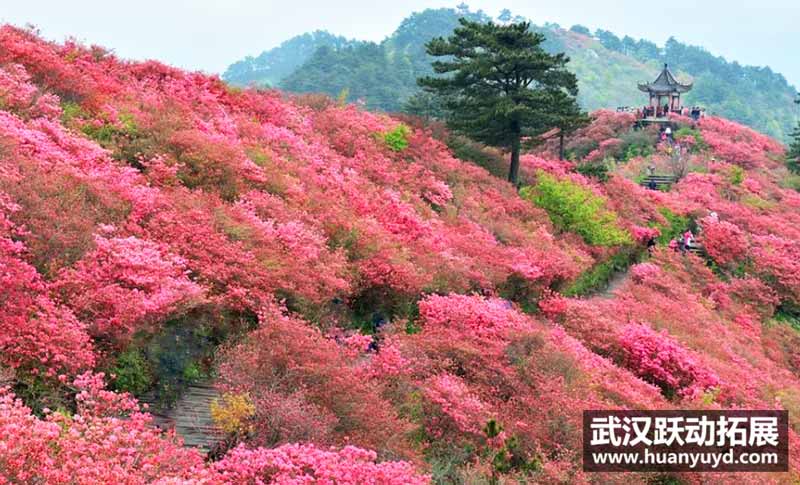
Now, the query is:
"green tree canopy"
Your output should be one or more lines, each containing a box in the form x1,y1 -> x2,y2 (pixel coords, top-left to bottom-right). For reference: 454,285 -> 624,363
545,90 -> 590,160
788,95 -> 800,173
418,18 -> 581,184
788,124 -> 800,172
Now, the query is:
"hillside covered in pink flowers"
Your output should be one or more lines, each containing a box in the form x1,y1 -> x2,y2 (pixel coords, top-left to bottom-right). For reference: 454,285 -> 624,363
2,26 -> 800,484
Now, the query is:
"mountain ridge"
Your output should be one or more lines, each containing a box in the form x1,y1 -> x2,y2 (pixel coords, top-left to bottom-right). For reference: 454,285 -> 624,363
223,7 -> 798,141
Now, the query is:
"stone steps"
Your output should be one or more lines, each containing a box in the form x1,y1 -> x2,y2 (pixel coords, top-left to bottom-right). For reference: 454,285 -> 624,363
139,381 -> 222,453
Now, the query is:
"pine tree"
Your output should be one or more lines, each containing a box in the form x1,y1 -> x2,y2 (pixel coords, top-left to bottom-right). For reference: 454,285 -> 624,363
788,123 -> 800,173
546,90 -> 590,160
401,92 -> 445,121
418,18 -> 581,184
788,95 -> 800,173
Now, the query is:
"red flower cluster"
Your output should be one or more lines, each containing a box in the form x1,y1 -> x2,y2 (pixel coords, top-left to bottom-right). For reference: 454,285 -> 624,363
618,324 -> 720,400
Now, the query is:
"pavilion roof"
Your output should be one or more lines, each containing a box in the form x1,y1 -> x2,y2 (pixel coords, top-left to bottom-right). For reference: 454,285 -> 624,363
638,64 -> 693,94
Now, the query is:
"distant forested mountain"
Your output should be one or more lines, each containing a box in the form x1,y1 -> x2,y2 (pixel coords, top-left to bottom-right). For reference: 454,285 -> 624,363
223,30 -> 358,87
223,7 -> 799,140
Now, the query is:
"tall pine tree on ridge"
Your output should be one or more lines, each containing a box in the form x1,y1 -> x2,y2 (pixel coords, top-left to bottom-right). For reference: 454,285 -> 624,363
418,18 -> 585,185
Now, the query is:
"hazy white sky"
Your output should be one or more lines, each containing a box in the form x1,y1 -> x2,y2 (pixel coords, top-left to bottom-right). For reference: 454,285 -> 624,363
2,1 -> 799,88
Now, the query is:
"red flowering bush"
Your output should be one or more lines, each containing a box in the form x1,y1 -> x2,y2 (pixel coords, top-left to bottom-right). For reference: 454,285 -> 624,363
700,116 -> 784,169
418,293 -> 530,339
585,137 -> 623,162
702,220 -> 749,266
213,443 -> 428,484
751,235 -> 800,305
216,304 -> 413,457
546,110 -> 636,159
631,225 -> 660,244
53,235 -> 206,346
423,373 -> 489,435
0,63 -> 61,119
537,290 -> 569,319
617,324 -> 720,400
630,262 -> 662,285
360,337 -> 411,379
0,193 -> 95,377
0,377 -> 208,484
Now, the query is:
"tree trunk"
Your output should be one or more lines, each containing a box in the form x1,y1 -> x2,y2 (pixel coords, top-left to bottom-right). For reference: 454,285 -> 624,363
559,131 -> 565,161
508,124 -> 521,185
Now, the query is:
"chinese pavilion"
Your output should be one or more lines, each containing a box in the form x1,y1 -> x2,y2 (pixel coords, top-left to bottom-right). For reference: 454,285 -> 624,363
638,64 -> 693,118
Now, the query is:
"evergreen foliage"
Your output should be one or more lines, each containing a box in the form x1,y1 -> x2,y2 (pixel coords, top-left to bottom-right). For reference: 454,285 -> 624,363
224,7 -> 798,140
789,125 -> 800,174
788,96 -> 800,173
223,31 -> 356,87
418,19 -> 581,184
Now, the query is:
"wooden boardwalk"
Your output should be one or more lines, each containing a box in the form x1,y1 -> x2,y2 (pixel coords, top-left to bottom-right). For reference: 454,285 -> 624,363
139,381 -> 222,453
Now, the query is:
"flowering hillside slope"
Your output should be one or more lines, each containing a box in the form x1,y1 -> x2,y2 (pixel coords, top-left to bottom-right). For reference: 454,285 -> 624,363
1,25 -> 800,484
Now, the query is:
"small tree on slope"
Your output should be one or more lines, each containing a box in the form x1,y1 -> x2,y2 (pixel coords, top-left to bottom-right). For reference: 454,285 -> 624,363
418,18 -> 581,184
789,95 -> 800,173
789,122 -> 800,173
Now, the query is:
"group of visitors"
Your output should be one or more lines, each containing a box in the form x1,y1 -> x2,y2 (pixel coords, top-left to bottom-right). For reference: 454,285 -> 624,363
666,210 -> 717,256
631,105 -> 705,121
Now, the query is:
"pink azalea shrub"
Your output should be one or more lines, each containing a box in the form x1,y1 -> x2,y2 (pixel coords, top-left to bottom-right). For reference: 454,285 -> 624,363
0,193 -> 95,377
750,235 -> 800,305
537,290 -> 569,319
213,444 -> 428,484
699,116 -> 784,169
418,293 -> 531,339
0,377 -> 208,484
215,304 -> 414,457
630,262 -> 662,284
618,324 -> 720,400
53,235 -> 206,346
631,225 -> 660,244
423,373 -> 489,435
702,220 -> 748,266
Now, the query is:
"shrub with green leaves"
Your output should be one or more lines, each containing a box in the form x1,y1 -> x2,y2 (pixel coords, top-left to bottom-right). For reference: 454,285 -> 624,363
575,162 -> 609,182
728,165 -> 745,186
521,171 -> 630,246
109,348 -> 153,395
619,129 -> 654,160
382,124 -> 411,152
651,207 -> 690,245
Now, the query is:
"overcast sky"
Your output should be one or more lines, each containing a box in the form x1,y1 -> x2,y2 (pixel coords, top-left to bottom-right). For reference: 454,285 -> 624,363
2,1 -> 798,88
